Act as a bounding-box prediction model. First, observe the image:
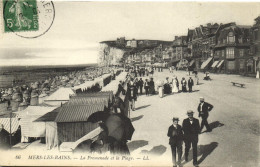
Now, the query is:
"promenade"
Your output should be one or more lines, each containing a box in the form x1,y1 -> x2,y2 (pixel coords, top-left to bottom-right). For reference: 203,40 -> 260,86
1,69 -> 259,167
128,69 -> 260,166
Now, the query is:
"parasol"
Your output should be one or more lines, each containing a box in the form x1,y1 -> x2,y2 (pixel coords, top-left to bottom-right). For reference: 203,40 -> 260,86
105,114 -> 135,141
86,111 -> 110,123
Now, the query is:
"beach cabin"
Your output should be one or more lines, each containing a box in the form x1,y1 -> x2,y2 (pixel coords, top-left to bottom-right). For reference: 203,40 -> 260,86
17,106 -> 57,142
43,88 -> 75,106
34,107 -> 61,150
0,112 -> 21,147
68,94 -> 112,108
38,93 -> 48,104
55,104 -> 105,143
0,126 -> 9,149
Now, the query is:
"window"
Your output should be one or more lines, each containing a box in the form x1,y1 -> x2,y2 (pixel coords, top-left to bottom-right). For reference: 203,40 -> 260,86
238,37 -> 243,44
247,59 -> 254,73
239,60 -> 245,70
227,32 -> 235,43
223,39 -> 227,44
215,51 -> 219,56
227,61 -> 235,70
239,49 -> 244,57
226,48 -> 235,59
222,50 -> 225,57
239,59 -> 245,73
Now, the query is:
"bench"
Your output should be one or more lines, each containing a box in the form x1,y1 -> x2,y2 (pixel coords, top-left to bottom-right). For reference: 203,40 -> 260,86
231,82 -> 245,88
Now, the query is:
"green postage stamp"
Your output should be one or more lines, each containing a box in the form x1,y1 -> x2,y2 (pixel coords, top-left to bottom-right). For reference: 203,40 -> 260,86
3,0 -> 38,32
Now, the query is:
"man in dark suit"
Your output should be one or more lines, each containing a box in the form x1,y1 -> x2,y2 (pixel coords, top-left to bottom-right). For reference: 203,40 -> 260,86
188,77 -> 194,93
167,117 -> 183,167
138,78 -> 144,95
197,97 -> 213,132
182,110 -> 200,167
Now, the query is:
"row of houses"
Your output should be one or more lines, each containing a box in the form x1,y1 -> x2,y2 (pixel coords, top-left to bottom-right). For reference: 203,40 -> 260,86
99,16 -> 260,76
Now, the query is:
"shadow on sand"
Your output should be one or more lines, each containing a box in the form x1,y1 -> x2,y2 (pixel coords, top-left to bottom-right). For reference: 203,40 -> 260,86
181,142 -> 218,165
127,140 -> 149,152
131,115 -> 144,122
140,145 -> 167,156
135,105 -> 151,111
209,121 -> 224,130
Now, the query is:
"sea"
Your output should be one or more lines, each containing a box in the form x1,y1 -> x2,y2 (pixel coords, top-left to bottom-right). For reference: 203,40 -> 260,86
0,64 -> 97,89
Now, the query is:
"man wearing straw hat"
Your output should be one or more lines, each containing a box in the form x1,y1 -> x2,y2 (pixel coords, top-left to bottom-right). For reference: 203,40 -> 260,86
167,117 -> 183,167
182,110 -> 200,167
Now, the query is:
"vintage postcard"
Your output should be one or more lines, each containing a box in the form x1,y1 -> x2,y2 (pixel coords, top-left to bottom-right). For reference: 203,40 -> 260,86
0,1 -> 260,166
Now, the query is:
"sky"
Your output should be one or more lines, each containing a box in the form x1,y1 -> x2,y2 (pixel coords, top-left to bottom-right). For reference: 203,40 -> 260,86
0,1 -> 259,66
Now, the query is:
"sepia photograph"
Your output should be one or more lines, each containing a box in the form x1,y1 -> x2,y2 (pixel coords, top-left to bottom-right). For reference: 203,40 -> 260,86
0,1 -> 259,166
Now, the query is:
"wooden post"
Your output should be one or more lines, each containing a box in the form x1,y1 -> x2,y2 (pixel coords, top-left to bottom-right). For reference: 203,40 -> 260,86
9,111 -> 12,148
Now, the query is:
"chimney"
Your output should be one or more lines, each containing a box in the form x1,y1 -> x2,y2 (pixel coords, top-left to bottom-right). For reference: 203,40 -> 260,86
175,36 -> 178,40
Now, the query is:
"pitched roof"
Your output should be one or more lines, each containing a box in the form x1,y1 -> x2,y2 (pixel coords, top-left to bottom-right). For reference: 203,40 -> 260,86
0,112 -> 20,133
67,96 -> 109,107
75,91 -> 114,102
218,25 -> 252,41
17,106 -> 58,118
44,88 -> 75,101
55,104 -> 105,123
34,107 -> 61,122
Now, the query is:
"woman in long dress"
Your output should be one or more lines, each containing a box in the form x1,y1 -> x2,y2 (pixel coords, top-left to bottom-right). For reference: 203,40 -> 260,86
172,78 -> 179,93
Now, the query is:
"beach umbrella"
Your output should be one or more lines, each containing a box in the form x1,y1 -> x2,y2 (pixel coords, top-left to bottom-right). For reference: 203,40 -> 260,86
105,114 -> 135,141
87,111 -> 110,123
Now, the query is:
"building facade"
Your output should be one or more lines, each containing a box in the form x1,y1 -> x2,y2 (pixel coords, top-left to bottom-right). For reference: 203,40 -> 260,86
252,16 -> 260,74
214,25 -> 253,74
172,36 -> 189,68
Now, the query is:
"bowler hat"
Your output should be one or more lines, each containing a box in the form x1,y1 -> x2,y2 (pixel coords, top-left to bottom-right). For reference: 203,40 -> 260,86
172,117 -> 179,121
187,110 -> 194,114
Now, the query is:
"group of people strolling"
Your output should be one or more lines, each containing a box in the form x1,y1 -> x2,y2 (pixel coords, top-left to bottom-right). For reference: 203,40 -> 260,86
163,76 -> 195,96
168,97 -> 214,167
129,66 -> 154,78
117,75 -> 156,112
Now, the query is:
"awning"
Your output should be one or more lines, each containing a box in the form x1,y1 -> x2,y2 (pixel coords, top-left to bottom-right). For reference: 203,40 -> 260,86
211,61 -> 219,68
201,57 -> 213,69
217,60 -> 224,68
189,60 -> 195,66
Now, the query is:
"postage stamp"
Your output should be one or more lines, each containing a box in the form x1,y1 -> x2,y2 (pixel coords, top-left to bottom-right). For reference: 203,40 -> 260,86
3,0 -> 39,32
2,0 -> 55,38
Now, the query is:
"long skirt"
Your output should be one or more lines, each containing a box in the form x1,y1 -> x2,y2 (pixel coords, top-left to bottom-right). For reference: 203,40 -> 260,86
158,87 -> 164,98
172,84 -> 179,93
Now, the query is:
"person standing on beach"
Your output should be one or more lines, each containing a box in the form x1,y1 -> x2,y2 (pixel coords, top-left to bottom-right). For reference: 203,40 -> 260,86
171,76 -> 179,94
127,85 -> 137,111
167,117 -> 183,167
149,78 -> 155,95
144,79 -> 149,96
197,97 -> 213,132
188,77 -> 194,93
181,77 -> 187,92
142,68 -> 145,77
182,110 -> 200,167
138,78 -> 144,95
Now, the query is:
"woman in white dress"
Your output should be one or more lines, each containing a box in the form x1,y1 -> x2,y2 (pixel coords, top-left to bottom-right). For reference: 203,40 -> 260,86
172,77 -> 179,93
